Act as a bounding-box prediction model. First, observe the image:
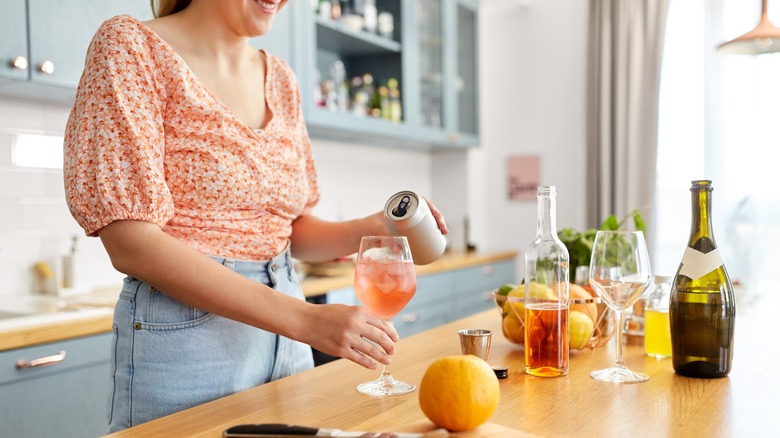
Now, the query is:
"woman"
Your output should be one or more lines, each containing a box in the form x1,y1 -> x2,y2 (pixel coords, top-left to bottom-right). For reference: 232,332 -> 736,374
64,0 -> 447,432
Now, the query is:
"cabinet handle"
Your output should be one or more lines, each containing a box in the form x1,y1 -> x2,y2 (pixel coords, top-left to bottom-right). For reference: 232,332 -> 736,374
481,265 -> 495,276
481,291 -> 493,301
38,60 -> 55,75
16,351 -> 67,369
401,313 -> 419,323
10,56 -> 28,70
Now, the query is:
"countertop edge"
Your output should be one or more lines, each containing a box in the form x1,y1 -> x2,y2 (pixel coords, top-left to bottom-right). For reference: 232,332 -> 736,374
301,250 -> 517,297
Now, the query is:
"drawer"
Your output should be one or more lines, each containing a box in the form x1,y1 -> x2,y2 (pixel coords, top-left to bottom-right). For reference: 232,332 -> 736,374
454,261 -> 517,293
393,301 -> 452,339
0,333 -> 112,386
403,272 -> 454,312
453,289 -> 497,320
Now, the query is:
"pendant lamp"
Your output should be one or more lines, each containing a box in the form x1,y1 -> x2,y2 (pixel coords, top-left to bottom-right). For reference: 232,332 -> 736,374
718,0 -> 780,54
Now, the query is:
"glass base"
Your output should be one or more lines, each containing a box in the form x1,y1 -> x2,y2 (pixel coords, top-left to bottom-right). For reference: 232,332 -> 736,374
590,365 -> 649,384
356,374 -> 416,396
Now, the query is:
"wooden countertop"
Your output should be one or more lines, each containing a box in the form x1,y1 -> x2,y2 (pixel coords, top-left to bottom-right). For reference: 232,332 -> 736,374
0,251 -> 516,352
301,250 -> 517,297
106,282 -> 779,438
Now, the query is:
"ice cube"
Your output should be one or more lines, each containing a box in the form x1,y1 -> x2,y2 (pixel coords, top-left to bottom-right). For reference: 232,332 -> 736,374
375,272 -> 398,294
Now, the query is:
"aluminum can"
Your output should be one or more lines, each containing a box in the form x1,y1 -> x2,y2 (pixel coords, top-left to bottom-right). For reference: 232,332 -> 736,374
383,191 -> 446,265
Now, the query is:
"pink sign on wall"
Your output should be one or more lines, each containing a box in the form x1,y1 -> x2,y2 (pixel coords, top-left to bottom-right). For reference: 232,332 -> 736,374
507,155 -> 539,201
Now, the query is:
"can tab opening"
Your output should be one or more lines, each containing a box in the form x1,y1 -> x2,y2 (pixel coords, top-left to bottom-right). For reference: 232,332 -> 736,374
392,195 -> 411,217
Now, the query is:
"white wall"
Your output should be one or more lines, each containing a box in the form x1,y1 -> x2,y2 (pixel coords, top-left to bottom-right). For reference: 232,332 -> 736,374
0,0 -> 590,295
470,0 -> 589,276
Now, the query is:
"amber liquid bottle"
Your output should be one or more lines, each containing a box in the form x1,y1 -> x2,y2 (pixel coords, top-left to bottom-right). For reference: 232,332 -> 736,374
669,180 -> 735,378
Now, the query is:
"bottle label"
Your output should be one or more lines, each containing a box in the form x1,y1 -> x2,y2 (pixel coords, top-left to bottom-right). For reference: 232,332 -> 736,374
679,247 -> 724,280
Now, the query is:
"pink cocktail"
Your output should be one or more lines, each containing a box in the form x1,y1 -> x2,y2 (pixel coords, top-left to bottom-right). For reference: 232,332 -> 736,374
354,259 -> 416,320
353,235 -> 417,396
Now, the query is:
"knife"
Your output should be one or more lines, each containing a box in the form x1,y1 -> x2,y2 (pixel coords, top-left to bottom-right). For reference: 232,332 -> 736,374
222,423 -> 449,438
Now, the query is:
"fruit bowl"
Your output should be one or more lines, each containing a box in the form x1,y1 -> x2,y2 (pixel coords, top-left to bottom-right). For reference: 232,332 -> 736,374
492,289 -> 615,350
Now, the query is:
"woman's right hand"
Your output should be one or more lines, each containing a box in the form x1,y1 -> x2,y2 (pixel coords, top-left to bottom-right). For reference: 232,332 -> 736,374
298,303 -> 399,370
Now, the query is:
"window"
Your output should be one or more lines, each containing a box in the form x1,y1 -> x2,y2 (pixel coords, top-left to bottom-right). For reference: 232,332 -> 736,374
13,133 -> 64,169
655,0 -> 780,284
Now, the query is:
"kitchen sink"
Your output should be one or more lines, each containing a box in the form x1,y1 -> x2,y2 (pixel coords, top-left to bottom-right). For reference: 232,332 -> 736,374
0,310 -> 31,320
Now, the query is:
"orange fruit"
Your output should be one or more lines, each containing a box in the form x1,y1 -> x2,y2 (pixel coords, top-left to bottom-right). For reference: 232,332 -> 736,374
418,355 -> 500,431
569,283 -> 598,324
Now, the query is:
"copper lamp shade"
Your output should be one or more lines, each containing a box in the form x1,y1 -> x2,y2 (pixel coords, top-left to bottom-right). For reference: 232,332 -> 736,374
718,0 -> 780,54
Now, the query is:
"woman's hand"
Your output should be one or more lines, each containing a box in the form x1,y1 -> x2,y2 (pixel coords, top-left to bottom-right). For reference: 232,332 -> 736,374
424,197 -> 449,236
296,304 -> 399,370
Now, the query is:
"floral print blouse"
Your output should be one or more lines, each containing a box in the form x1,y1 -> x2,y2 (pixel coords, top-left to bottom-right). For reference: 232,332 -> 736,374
64,15 -> 320,261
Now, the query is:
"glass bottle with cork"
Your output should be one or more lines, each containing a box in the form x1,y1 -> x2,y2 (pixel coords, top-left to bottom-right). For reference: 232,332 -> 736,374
670,180 -> 736,378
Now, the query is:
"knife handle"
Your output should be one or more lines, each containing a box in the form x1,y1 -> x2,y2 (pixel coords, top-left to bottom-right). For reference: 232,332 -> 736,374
223,423 -> 330,437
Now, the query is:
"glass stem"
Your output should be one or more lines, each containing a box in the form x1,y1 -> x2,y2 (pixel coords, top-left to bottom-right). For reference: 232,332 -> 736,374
380,364 -> 391,379
615,310 -> 625,367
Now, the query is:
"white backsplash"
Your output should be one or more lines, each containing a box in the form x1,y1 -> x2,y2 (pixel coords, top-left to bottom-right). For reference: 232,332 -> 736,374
0,96 -> 434,297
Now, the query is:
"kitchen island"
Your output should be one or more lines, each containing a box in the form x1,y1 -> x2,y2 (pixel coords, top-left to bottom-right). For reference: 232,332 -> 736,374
106,281 -> 780,437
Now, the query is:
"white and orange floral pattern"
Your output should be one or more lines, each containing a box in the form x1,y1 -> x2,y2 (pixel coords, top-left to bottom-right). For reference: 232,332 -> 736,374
65,15 -> 319,261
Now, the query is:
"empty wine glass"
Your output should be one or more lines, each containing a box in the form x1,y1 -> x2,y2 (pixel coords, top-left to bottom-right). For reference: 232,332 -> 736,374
589,230 -> 652,383
353,235 -> 417,396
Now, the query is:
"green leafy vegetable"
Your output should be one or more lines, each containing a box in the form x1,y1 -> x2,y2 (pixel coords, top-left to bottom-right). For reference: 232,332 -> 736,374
557,209 -> 646,280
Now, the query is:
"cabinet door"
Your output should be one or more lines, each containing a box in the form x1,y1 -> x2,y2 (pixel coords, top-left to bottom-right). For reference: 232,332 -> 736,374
450,0 -> 479,145
0,0 -> 29,81
0,333 -> 112,438
452,261 -> 516,319
407,0 -> 480,147
26,0 -> 152,87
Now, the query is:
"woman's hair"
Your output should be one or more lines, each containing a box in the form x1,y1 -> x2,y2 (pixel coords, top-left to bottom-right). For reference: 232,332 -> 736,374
150,0 -> 191,18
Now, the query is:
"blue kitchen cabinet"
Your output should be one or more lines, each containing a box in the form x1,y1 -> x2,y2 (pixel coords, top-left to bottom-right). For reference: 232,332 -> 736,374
0,333 -> 112,438
405,0 -> 480,147
294,0 -> 481,149
0,0 -> 152,102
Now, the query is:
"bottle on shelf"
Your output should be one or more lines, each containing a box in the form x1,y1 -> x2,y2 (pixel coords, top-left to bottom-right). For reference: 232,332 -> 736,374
377,8 -> 394,38
644,275 -> 673,359
363,0 -> 377,33
524,186 -> 570,377
670,180 -> 736,378
387,77 -> 402,123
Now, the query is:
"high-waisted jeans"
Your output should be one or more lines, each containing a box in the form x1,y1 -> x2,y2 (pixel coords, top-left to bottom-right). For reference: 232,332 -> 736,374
106,247 -> 314,433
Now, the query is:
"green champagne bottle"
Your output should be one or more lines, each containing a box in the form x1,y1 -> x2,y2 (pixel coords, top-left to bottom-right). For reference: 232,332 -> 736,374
670,180 -> 736,378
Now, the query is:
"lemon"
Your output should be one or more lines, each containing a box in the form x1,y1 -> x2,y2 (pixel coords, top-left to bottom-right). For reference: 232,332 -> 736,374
569,310 -> 595,349
503,285 -> 525,318
525,281 -> 556,300
418,355 -> 500,431
495,283 -> 517,309
502,313 -> 524,344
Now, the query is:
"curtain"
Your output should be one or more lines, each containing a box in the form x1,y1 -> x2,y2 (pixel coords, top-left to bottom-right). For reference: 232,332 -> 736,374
586,0 -> 670,248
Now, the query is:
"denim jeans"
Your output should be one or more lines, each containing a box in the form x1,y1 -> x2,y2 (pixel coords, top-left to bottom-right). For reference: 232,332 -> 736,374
106,247 -> 313,433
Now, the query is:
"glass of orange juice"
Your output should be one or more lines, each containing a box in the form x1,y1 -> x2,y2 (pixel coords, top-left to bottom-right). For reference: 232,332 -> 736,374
354,235 -> 417,396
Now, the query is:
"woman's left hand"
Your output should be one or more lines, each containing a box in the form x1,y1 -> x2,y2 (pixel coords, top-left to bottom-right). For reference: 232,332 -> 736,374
424,198 -> 449,235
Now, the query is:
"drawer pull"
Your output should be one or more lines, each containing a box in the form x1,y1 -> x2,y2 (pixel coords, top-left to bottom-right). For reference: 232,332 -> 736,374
16,351 -> 67,369
38,60 -> 55,75
401,313 -> 419,323
10,55 -> 28,70
481,266 -> 495,275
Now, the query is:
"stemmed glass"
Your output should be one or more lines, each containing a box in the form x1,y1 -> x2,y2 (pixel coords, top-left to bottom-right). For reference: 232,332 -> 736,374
353,235 -> 417,396
588,230 -> 652,383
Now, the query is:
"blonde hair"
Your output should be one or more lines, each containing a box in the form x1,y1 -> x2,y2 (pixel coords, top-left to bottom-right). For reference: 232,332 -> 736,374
150,0 -> 191,18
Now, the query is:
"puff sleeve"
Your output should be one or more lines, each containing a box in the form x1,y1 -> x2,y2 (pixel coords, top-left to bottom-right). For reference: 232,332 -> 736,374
64,17 -> 173,237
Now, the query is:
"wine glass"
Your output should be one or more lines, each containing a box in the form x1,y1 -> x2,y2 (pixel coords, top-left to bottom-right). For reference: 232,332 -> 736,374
353,235 -> 417,396
588,230 -> 652,383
